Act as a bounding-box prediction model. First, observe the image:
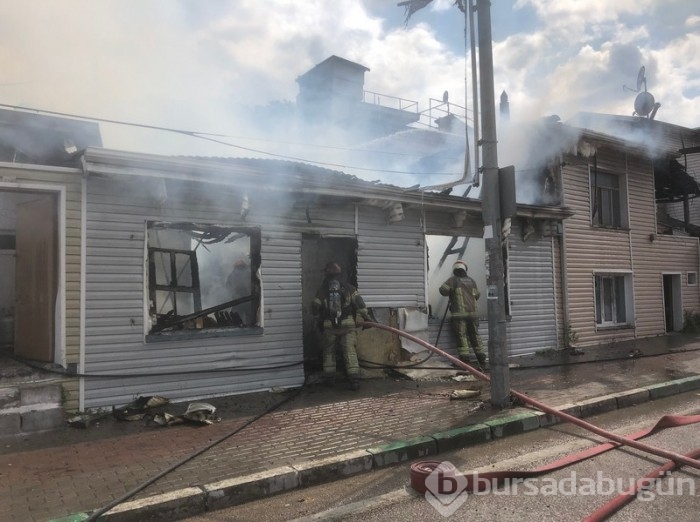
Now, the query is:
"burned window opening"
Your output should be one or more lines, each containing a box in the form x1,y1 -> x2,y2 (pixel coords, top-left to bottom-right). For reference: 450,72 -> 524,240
147,222 -> 261,336
653,158 -> 700,203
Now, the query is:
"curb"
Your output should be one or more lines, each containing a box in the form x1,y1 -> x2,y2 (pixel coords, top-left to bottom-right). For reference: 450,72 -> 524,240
57,374 -> 700,521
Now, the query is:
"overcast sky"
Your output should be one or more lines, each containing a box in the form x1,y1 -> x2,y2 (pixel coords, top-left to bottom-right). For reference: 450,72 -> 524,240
1,0 -> 697,172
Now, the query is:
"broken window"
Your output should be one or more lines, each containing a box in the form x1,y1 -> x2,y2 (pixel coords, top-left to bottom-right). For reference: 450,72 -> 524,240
146,222 -> 261,336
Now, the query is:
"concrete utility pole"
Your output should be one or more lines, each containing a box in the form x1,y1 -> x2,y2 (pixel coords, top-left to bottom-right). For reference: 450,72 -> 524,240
475,0 -> 510,407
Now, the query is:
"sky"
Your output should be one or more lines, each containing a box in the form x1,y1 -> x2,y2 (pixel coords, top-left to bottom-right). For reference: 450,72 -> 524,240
0,0 -> 698,182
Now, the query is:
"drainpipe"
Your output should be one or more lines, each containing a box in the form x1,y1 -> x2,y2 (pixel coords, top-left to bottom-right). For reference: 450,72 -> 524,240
468,0 -> 480,188
79,155 -> 88,412
419,0 -> 477,193
559,157 -> 570,349
625,151 -> 637,338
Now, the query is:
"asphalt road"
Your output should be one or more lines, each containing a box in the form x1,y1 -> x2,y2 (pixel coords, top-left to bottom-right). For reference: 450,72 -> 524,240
185,391 -> 700,521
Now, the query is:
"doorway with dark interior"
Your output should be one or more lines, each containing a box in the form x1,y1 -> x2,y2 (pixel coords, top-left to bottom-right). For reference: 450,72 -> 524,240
301,235 -> 357,375
663,273 -> 682,333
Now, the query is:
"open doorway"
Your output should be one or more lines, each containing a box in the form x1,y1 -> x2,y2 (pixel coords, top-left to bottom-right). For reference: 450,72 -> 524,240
663,273 -> 682,333
0,190 -> 58,362
426,234 -> 486,351
301,235 -> 357,373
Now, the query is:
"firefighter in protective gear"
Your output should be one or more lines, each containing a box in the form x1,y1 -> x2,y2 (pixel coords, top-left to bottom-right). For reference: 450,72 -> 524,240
312,262 -> 370,390
439,260 -> 486,366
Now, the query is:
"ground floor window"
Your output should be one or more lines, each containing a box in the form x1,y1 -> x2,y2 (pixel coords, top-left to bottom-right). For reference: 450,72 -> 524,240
146,221 -> 261,336
594,273 -> 632,327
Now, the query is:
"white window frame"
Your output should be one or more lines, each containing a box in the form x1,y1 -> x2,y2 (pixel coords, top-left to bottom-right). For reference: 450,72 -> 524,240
594,271 -> 634,328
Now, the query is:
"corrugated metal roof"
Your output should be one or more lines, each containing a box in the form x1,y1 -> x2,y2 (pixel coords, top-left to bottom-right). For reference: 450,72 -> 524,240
82,147 -> 573,219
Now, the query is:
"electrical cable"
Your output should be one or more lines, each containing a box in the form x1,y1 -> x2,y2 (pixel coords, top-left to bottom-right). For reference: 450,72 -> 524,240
1,350 -> 306,378
0,102 -> 465,178
359,344 -> 700,371
84,376 -> 309,521
6,341 -> 698,379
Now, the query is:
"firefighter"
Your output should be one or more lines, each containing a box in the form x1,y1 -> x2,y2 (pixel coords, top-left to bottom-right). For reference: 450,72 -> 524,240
439,260 -> 486,366
312,262 -> 371,390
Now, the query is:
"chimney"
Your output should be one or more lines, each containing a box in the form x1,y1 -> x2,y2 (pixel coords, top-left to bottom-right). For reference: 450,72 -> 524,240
295,55 -> 369,123
500,90 -> 510,122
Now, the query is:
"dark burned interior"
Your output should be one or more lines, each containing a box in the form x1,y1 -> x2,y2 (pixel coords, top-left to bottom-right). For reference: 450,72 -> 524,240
653,158 -> 700,203
147,222 -> 261,335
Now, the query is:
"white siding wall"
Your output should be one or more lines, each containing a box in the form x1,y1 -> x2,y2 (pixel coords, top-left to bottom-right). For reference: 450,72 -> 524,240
84,176 -> 445,408
83,176 -> 360,408
357,206 -> 426,308
505,223 -> 558,354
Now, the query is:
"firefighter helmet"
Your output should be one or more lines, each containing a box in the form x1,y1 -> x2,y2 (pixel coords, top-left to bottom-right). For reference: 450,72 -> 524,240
325,262 -> 342,275
452,260 -> 468,274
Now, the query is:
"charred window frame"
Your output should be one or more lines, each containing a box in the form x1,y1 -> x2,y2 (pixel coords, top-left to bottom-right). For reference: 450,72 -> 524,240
594,273 -> 633,328
688,272 -> 698,286
146,221 -> 262,340
590,161 -> 627,229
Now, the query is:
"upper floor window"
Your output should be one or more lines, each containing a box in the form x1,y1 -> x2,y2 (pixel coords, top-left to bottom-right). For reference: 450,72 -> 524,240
591,169 -> 626,228
146,221 -> 261,337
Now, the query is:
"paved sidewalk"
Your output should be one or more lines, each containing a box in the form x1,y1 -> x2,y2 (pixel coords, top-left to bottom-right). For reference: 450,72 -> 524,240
2,337 -> 700,522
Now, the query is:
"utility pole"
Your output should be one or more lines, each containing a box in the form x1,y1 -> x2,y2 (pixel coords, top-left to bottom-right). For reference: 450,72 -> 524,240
399,0 -> 510,407
475,0 -> 510,407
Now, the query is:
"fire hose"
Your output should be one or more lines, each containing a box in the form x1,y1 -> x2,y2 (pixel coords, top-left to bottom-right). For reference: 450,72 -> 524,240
364,321 -> 700,471
365,322 -> 700,519
409,414 -> 700,520
365,322 -> 700,518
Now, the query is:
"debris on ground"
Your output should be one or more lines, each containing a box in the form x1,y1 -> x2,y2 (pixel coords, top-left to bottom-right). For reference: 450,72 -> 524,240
147,402 -> 220,427
449,389 -> 481,400
112,395 -> 170,421
451,374 -> 477,382
66,411 -> 111,429
390,359 -> 465,381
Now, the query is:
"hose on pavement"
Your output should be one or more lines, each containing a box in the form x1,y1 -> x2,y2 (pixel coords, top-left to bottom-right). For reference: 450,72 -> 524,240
364,321 -> 700,471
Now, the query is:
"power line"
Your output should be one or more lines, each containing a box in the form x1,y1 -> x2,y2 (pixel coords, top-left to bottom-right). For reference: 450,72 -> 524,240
0,102 -> 471,177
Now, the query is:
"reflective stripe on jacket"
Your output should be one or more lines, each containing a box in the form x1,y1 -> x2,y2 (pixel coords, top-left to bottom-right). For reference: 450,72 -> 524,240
439,275 -> 480,319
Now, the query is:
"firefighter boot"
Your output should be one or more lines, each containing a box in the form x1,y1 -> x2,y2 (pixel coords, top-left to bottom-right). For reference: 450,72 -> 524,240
476,352 -> 487,369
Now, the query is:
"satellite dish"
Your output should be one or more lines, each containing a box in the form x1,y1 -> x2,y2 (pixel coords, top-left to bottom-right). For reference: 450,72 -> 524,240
636,66 -> 646,92
626,65 -> 660,119
634,91 -> 655,117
